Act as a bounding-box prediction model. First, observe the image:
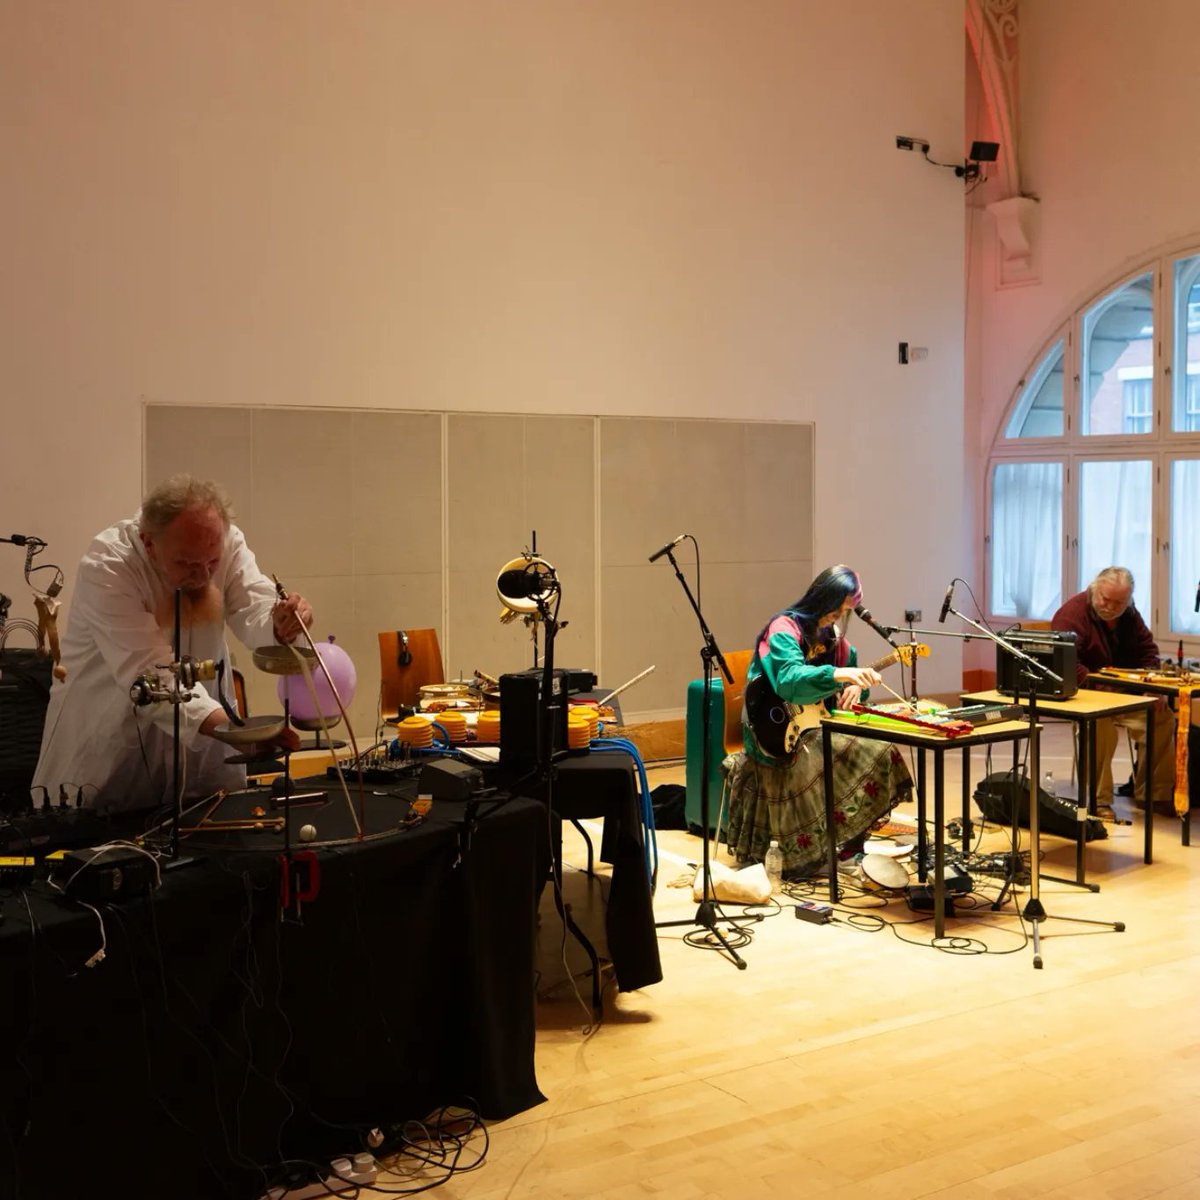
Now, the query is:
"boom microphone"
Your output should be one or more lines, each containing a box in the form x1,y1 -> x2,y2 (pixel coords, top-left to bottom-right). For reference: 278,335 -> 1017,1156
648,534 -> 687,564
854,604 -> 895,645
938,580 -> 956,624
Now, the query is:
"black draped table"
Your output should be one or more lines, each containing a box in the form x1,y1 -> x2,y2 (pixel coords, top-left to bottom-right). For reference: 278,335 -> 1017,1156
502,753 -> 663,995
0,783 -> 545,1200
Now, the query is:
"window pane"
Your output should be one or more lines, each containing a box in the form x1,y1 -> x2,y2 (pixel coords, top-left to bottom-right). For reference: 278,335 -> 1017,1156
1078,460 -> 1153,617
1004,340 -> 1064,438
991,462 -> 1062,618
1081,273 -> 1154,436
1172,255 -> 1200,432
1170,459 -> 1200,634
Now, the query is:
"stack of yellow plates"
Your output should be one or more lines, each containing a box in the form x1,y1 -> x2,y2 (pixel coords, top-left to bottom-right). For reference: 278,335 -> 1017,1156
572,704 -> 600,740
394,715 -> 434,748
476,711 -> 501,743
567,713 -> 591,750
438,711 -> 468,743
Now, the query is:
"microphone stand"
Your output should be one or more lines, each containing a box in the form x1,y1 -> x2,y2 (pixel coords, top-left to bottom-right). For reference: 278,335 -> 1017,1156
944,602 -> 1124,968
653,546 -> 751,970
873,620 -> 996,705
170,588 -> 182,861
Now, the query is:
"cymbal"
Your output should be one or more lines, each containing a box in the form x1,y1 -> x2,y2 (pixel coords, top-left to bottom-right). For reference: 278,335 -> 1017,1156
210,714 -> 286,745
252,644 -> 318,676
224,751 -> 285,768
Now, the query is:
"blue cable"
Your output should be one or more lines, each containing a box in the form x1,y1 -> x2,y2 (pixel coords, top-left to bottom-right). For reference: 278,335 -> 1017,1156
589,737 -> 658,886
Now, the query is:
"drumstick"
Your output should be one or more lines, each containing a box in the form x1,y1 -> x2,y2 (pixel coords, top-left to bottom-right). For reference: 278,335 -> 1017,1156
597,665 -> 655,708
875,678 -> 914,708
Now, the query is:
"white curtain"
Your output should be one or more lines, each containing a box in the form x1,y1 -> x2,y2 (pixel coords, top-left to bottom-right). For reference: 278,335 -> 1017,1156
992,462 -> 1062,619
1079,459 -> 1153,610
1171,460 -> 1200,635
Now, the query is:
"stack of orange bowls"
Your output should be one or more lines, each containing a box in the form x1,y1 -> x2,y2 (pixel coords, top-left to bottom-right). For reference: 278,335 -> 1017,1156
476,710 -> 501,743
394,715 -> 434,748
437,711 -> 468,743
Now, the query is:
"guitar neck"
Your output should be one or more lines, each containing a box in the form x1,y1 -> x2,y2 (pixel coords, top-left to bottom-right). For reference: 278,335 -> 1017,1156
866,648 -> 902,673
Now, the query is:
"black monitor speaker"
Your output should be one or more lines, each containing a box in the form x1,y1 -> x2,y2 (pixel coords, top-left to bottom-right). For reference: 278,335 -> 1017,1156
499,668 -> 569,770
995,629 -> 1078,701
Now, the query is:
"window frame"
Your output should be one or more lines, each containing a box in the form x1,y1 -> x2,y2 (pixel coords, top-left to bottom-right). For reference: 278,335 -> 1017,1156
986,252 -> 1200,641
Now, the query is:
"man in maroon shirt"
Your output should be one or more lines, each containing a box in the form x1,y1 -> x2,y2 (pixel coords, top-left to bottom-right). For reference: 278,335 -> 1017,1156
1051,567 -> 1175,818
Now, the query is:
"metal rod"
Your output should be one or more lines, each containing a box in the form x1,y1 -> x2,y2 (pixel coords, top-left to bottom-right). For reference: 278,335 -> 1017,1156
596,665 -> 656,708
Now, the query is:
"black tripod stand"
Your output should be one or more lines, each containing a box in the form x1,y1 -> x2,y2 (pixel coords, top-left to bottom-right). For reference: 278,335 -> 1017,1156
946,602 -> 1124,968
652,542 -> 750,970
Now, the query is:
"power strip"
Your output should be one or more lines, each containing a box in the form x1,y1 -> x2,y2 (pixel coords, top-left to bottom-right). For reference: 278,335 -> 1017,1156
259,1153 -> 379,1200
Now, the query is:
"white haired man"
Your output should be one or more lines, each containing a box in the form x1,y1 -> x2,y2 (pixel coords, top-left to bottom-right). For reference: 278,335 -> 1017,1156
33,476 -> 312,811
1051,567 -> 1175,818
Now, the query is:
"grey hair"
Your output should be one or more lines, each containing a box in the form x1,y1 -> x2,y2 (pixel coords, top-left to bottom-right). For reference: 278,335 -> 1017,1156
1088,566 -> 1134,595
140,475 -> 234,536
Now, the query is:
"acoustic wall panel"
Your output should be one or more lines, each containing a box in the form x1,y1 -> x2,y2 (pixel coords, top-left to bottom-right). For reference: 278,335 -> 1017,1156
145,404 -> 812,734
445,413 -> 595,686
598,418 -> 813,715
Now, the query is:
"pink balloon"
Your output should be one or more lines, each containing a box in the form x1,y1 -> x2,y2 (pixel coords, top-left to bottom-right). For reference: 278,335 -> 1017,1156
277,637 -> 357,719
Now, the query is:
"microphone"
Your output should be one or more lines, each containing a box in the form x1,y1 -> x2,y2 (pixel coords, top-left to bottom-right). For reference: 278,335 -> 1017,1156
497,566 -> 552,600
648,534 -> 687,564
853,604 -> 894,644
1195,578 -> 1199,614
938,580 -> 956,624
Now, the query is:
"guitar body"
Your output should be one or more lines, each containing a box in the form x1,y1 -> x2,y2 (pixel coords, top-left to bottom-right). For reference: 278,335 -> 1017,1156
744,673 -> 820,758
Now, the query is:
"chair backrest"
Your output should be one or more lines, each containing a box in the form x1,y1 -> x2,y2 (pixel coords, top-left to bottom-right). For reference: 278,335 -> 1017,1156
232,668 -> 248,718
721,649 -> 754,754
378,629 -> 445,715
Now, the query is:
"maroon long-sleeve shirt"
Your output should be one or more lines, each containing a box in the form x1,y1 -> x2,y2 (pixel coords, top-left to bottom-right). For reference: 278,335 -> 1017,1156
1050,589 -> 1160,686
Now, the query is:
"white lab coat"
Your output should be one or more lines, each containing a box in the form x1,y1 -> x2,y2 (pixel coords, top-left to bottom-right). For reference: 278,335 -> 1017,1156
33,515 -> 279,810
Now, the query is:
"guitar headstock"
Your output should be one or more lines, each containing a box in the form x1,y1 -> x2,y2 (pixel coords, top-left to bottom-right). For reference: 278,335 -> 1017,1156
892,642 -> 931,666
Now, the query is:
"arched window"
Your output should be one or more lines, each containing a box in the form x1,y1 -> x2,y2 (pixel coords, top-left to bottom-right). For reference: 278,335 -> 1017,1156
987,252 -> 1200,639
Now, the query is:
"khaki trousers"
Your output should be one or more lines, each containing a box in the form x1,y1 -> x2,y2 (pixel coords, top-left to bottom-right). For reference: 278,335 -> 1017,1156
1090,704 -> 1177,806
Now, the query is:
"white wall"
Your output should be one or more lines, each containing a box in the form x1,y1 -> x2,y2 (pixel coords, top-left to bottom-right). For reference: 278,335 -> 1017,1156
2,0 -> 967,701
973,0 -> 1200,469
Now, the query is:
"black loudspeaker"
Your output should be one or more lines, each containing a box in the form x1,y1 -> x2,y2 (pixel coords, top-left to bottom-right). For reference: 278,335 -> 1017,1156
499,669 -> 568,769
974,770 -> 1108,842
0,649 -> 53,811
995,630 -> 1078,700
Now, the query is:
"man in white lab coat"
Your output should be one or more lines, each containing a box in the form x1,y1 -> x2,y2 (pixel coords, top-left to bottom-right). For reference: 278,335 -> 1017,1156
33,476 -> 312,811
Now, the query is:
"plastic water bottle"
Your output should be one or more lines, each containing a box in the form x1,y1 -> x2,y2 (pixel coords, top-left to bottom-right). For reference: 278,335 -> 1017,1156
764,839 -> 784,894
1042,770 -> 1056,797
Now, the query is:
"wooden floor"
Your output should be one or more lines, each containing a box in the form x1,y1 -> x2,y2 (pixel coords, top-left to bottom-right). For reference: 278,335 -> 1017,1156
387,724 -> 1200,1198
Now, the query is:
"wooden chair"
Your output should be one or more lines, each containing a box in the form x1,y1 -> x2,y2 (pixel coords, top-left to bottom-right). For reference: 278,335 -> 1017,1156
378,629 -> 445,719
720,650 -> 754,755
232,667 -> 248,719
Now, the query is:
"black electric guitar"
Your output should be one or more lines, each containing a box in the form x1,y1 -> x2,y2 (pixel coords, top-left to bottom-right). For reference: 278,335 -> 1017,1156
745,642 -> 930,758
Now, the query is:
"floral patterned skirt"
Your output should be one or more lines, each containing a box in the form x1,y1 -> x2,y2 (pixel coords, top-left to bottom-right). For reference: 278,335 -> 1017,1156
721,731 -> 913,877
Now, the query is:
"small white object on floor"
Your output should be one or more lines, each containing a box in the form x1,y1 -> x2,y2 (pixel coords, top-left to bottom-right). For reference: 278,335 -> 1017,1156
692,859 -> 771,904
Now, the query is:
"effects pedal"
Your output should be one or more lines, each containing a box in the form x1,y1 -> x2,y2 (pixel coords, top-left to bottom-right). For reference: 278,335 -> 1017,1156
794,899 -> 833,925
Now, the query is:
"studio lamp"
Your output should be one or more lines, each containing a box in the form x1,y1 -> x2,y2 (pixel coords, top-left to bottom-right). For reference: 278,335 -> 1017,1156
496,555 -> 559,624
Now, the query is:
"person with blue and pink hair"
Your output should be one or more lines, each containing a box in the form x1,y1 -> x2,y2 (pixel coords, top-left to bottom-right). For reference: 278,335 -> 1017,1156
724,565 -> 913,878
